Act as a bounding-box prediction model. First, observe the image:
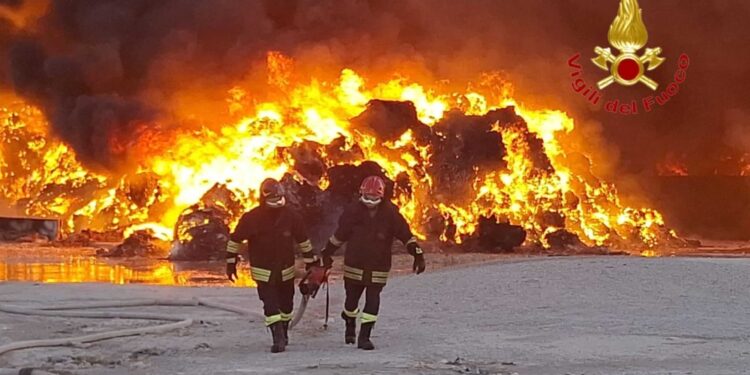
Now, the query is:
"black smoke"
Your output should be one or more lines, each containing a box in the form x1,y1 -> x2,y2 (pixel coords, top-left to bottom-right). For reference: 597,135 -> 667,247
0,0 -> 22,8
0,0 -> 749,177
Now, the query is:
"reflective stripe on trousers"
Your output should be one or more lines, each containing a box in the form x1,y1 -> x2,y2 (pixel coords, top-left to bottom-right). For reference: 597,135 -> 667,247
251,265 -> 295,283
343,266 -> 389,284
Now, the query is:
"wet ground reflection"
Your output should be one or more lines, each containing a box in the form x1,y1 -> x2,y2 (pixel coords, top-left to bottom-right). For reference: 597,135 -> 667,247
0,245 -> 256,287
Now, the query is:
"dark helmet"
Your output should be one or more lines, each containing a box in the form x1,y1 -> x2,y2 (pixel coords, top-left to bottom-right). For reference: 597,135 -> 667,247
259,178 -> 285,208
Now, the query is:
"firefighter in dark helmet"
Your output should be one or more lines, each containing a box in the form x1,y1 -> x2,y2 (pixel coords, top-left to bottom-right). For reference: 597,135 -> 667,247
321,175 -> 426,350
225,178 -> 317,353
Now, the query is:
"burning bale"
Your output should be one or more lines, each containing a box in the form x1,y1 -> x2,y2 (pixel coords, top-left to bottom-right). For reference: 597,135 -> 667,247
545,229 -> 584,249
327,161 -> 396,201
169,184 -> 241,261
429,108 -> 527,197
351,100 -> 432,144
282,141 -> 328,184
170,205 -> 231,261
0,216 -> 59,242
476,217 -> 526,252
97,230 -> 169,258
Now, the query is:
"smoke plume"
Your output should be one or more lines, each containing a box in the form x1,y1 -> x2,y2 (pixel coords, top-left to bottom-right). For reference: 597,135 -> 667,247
0,0 -> 748,177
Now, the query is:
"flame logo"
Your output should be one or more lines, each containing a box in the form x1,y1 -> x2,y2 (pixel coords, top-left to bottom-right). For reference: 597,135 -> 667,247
608,0 -> 648,53
592,0 -> 664,90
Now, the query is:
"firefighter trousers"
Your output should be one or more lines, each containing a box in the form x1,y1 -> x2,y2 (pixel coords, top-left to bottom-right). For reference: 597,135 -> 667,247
256,280 -> 294,326
343,280 -> 383,324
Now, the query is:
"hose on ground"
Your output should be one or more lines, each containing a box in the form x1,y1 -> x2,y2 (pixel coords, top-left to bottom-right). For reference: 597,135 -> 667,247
0,369 -> 56,375
289,295 -> 309,329
0,298 -> 259,356
0,292 -> 328,375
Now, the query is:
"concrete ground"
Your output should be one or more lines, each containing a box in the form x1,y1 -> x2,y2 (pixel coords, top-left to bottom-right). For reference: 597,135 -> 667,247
1,256 -> 749,374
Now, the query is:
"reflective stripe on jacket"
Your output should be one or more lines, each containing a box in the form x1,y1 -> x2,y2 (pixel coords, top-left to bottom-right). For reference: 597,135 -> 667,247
228,205 -> 311,284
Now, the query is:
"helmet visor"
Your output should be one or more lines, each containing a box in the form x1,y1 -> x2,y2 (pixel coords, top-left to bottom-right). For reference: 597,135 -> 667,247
360,194 -> 382,207
265,195 -> 286,208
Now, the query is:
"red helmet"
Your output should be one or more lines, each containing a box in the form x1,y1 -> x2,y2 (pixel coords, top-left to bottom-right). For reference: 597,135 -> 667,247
359,176 -> 385,207
360,176 -> 386,198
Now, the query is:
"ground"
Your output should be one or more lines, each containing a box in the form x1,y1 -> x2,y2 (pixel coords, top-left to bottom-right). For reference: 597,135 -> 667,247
1,254 -> 749,374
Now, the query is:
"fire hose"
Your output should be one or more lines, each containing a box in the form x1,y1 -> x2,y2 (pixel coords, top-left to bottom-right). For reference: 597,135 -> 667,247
0,298 -> 259,357
0,287 -> 332,354
0,369 -> 55,375
0,271 -> 332,373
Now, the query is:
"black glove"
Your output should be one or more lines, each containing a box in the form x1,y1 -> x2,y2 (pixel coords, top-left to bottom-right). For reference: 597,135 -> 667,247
406,242 -> 423,256
322,239 -> 339,255
305,257 -> 323,271
412,253 -> 425,274
320,239 -> 341,269
226,261 -> 238,282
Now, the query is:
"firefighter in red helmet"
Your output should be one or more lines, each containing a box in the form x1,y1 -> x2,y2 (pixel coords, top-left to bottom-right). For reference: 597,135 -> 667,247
225,178 -> 317,353
321,175 -> 426,350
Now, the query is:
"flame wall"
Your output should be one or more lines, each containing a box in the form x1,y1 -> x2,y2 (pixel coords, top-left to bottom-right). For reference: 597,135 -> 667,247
1,0 -> 749,245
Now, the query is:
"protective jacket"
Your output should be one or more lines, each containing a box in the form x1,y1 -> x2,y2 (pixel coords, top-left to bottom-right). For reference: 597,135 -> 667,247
227,205 -> 314,284
325,201 -> 417,285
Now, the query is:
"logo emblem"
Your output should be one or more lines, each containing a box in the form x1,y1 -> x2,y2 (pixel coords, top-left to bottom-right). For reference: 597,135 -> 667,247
592,0 -> 665,90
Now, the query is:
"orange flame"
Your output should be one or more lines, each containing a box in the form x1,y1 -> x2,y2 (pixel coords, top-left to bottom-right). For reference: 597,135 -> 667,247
1,51 -> 673,250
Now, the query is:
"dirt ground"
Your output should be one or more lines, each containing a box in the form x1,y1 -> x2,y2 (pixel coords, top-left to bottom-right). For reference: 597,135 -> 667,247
1,253 -> 749,375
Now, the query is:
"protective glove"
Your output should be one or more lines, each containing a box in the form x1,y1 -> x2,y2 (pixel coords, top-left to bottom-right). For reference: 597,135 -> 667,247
406,242 -> 424,256
319,238 -> 341,269
305,257 -> 323,271
226,260 -> 238,282
412,253 -> 426,274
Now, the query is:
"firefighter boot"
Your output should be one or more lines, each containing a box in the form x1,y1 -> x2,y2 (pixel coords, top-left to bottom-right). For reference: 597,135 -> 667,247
341,312 -> 356,344
357,322 -> 375,350
281,321 -> 289,345
270,322 -> 286,353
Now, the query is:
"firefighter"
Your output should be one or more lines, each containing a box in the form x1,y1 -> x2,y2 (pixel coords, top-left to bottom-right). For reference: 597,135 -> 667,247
225,178 -> 317,353
321,175 -> 426,350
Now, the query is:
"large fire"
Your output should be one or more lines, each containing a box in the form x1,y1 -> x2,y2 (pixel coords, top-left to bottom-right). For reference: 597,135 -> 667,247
1,51 -> 675,250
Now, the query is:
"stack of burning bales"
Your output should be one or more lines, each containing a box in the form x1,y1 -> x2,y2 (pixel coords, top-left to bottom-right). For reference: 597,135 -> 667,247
1,96 -> 687,259
105,100 -> 582,259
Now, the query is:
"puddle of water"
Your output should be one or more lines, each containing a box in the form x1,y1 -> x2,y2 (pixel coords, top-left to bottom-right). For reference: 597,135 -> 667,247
0,244 -> 257,287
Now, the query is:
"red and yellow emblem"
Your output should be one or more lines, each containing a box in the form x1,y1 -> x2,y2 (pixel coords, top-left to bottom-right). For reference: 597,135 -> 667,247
592,0 -> 665,90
